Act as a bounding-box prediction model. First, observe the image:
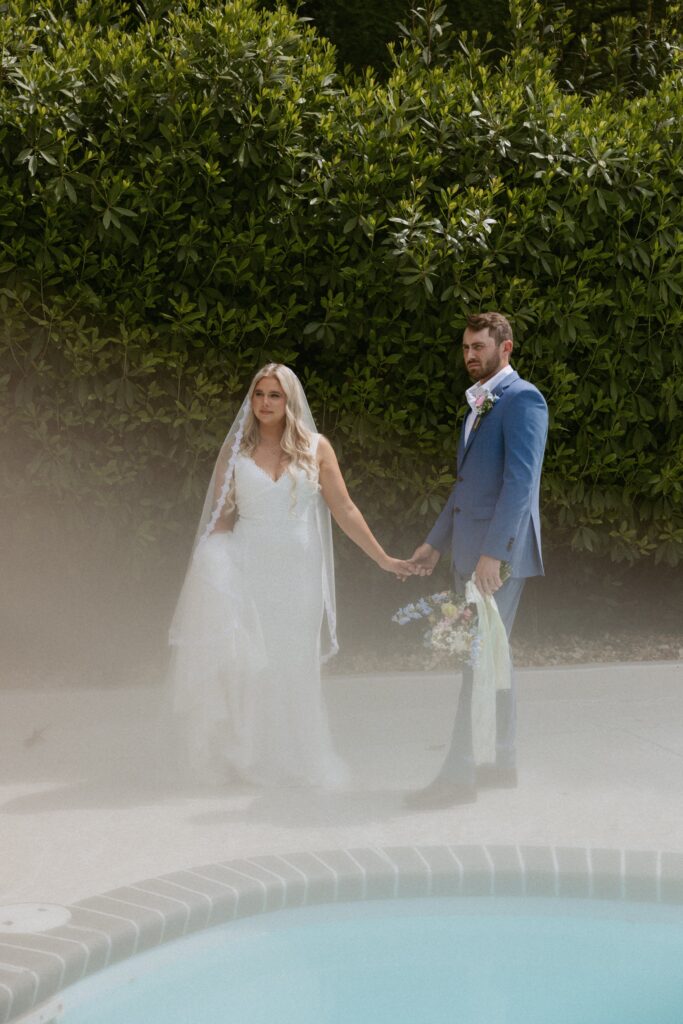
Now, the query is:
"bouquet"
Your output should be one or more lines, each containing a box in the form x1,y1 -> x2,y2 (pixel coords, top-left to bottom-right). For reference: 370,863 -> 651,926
392,563 -> 511,667
392,591 -> 480,667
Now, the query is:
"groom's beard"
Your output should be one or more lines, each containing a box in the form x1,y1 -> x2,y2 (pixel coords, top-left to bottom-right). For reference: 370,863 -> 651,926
467,352 -> 505,383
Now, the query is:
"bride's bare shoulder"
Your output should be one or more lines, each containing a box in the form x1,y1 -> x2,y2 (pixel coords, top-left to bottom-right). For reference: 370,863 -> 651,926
314,433 -> 332,453
315,435 -> 342,473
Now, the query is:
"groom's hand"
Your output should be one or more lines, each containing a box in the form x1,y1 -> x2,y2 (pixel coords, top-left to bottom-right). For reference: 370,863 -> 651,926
409,543 -> 440,576
474,555 -> 503,596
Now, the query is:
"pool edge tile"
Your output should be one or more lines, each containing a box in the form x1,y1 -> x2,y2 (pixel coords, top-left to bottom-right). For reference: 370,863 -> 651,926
518,846 -> 557,897
554,847 -> 591,898
660,852 -> 683,903
449,845 -> 494,896
623,850 -> 659,903
589,849 -> 622,900
484,845 -> 525,897
378,847 -> 432,898
3,843 -> 682,1024
417,846 -> 465,896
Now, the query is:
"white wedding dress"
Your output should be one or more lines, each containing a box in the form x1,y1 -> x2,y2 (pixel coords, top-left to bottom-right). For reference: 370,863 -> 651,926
169,434 -> 348,788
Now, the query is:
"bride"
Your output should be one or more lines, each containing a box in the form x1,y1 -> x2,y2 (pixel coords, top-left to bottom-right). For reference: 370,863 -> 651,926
169,363 -> 412,787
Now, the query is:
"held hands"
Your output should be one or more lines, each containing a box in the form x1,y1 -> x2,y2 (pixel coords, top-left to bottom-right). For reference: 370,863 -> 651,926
377,542 -> 442,581
378,544 -> 504,592
408,543 -> 441,577
378,554 -> 416,581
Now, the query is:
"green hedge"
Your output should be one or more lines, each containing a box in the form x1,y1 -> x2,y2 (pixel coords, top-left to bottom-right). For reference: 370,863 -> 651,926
1,0 -> 682,570
274,0 -> 677,95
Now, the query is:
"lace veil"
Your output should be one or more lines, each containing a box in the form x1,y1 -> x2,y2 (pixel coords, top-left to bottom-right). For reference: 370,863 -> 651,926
169,367 -> 338,663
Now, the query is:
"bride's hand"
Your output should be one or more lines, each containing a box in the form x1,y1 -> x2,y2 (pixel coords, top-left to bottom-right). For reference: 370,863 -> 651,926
210,511 -> 236,534
378,555 -> 415,581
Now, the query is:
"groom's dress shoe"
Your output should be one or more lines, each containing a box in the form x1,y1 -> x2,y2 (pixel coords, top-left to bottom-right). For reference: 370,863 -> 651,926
476,764 -> 518,789
404,779 -> 477,810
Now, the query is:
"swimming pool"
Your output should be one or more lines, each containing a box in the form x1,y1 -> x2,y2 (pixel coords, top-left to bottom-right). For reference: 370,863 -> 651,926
2,845 -> 682,1024
60,897 -> 683,1024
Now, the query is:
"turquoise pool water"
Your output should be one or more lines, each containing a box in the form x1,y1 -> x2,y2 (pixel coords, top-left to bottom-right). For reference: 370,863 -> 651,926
62,898 -> 683,1024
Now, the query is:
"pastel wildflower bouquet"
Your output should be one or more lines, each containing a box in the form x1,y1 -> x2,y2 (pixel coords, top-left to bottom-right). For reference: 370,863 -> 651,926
392,563 -> 511,667
392,591 -> 480,667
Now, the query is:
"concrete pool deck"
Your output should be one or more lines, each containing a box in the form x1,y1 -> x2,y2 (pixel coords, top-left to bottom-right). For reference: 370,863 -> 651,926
1,660 -> 682,908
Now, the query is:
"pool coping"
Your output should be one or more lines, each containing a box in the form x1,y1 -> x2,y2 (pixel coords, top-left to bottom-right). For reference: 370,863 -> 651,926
2,843 -> 683,1023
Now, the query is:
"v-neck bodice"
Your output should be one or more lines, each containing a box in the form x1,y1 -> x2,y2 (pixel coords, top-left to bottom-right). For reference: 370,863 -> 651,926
234,441 -> 321,524
242,455 -> 291,485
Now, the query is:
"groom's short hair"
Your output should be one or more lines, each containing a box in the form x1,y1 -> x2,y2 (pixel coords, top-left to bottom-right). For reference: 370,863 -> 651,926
466,312 -> 513,346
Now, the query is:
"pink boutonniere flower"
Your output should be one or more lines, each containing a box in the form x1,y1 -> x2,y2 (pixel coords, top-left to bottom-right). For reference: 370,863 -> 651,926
471,391 -> 500,430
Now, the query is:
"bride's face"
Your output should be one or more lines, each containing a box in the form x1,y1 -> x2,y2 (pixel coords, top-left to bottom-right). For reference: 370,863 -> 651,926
252,375 -> 287,427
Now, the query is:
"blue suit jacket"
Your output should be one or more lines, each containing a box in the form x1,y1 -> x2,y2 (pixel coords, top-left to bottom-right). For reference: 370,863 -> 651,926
426,370 -> 548,579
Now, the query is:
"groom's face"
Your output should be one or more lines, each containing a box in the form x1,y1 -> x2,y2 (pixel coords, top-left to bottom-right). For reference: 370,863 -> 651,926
462,328 -> 508,383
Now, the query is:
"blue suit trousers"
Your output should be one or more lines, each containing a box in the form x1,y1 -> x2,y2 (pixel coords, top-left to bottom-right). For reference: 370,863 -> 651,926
437,575 -> 525,785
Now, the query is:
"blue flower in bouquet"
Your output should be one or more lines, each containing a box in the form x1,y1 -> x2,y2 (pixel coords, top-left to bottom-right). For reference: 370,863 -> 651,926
395,606 -> 417,622
400,603 -> 425,624
392,589 -> 481,666
392,600 -> 433,625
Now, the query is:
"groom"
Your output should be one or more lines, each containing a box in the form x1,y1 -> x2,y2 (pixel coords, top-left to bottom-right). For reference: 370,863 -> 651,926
406,312 -> 548,809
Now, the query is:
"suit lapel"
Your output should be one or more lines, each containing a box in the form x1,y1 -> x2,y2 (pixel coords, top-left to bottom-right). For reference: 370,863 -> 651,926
459,371 -> 519,468
492,370 -> 519,396
456,405 -> 469,469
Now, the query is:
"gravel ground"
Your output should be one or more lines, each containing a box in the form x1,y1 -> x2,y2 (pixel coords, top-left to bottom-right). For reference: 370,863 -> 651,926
329,629 -> 683,674
510,630 -> 683,667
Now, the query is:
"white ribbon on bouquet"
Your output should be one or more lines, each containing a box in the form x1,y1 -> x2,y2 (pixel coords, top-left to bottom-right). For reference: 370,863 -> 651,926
465,575 -> 512,764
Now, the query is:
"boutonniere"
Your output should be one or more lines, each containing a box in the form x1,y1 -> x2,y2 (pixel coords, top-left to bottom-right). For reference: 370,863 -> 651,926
471,391 -> 499,431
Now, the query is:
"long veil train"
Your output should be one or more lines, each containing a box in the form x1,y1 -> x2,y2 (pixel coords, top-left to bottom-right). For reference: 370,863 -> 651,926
167,370 -> 346,787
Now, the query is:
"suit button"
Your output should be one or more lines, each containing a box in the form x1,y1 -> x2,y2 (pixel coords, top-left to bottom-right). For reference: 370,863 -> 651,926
454,507 -> 461,514
458,476 -> 464,482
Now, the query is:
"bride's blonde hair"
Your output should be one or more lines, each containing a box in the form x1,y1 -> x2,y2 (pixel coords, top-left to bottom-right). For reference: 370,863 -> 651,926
212,364 -> 319,525
242,363 -> 318,480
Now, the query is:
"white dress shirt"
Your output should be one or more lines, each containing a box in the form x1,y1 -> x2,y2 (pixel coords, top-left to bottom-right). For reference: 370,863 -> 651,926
463,364 -> 514,444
